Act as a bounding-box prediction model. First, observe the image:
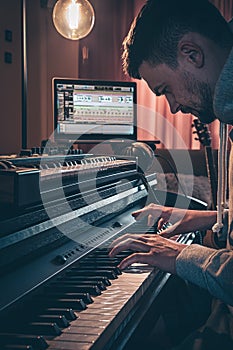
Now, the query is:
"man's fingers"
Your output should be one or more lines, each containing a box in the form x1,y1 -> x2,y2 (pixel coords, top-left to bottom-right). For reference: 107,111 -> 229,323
157,217 -> 166,230
132,204 -> 163,222
109,233 -> 156,251
131,209 -> 148,221
148,214 -> 156,227
159,230 -> 174,238
109,238 -> 151,258
159,220 -> 182,238
109,234 -> 143,248
118,252 -> 154,270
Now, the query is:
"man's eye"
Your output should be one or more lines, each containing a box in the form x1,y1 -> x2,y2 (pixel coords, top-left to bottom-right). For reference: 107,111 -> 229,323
156,89 -> 167,97
161,88 -> 168,95
154,87 -> 169,96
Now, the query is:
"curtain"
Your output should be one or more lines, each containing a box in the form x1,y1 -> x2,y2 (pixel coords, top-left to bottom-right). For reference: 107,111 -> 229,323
134,0 -> 233,149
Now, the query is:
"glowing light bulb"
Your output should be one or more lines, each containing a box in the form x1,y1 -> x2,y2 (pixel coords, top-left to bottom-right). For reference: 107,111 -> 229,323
52,0 -> 95,40
66,1 -> 80,30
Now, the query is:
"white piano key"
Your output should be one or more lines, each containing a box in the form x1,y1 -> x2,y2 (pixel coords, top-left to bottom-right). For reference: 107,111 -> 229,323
46,269 -> 153,349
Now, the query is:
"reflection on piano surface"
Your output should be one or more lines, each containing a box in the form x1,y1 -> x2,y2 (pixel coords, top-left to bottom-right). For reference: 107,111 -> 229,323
0,154 -> 194,350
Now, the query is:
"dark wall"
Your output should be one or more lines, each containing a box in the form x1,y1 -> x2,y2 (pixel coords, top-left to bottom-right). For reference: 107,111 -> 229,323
0,0 -> 80,154
78,0 -> 134,81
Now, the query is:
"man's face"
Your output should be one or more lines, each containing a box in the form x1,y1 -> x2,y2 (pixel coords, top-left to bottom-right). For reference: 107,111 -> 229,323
139,61 -> 216,124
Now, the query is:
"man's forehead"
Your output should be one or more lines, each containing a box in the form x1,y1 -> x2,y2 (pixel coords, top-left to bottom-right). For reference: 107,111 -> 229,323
139,61 -> 172,87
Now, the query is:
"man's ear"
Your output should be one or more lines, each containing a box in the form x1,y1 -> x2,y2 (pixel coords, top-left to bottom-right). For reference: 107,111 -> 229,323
178,41 -> 204,68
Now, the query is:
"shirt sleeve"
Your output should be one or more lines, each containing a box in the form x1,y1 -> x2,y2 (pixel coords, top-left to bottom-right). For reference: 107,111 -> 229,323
176,244 -> 233,306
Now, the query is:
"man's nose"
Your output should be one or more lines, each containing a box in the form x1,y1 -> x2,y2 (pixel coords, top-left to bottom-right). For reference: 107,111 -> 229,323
166,96 -> 180,114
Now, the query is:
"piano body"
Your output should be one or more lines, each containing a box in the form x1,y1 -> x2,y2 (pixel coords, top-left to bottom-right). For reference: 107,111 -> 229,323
0,153 -> 194,350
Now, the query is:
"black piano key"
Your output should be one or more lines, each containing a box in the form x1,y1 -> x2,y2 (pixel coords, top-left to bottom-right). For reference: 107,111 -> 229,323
43,308 -> 77,321
127,218 -> 157,233
82,254 -> 119,259
34,296 -> 87,311
87,252 -> 118,263
66,269 -> 118,279
59,275 -> 111,286
45,284 -> 101,296
84,254 -> 114,259
76,264 -> 122,275
44,285 -> 92,295
35,315 -> 70,328
111,251 -> 134,258
90,247 -> 110,253
3,345 -> 33,350
44,282 -> 93,299
0,334 -> 48,350
89,251 -> 131,259
78,257 -> 120,263
56,277 -> 107,291
24,322 -> 62,336
43,292 -> 93,304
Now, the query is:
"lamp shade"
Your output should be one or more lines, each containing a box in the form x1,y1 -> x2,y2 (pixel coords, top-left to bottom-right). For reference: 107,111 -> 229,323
52,0 -> 95,40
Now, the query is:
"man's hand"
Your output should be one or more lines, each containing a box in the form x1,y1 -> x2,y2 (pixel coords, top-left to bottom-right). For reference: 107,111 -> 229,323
132,203 -> 217,237
109,203 -> 217,273
109,233 -> 187,274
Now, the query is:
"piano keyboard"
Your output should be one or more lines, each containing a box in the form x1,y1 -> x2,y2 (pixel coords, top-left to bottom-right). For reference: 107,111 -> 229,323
46,256 -> 157,350
0,259 -> 164,350
0,220 -> 174,350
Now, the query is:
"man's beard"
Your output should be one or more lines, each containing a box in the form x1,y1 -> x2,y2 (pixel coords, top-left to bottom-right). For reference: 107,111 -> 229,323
181,71 -> 216,124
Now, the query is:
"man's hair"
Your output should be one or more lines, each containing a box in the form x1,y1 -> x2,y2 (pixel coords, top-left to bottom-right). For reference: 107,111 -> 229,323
122,0 -> 233,79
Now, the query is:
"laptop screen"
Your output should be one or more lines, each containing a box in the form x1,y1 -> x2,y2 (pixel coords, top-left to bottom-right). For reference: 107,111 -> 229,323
52,78 -> 137,142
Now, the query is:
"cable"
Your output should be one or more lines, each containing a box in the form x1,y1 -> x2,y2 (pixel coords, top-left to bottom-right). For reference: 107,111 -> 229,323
154,153 -> 188,198
137,170 -> 161,205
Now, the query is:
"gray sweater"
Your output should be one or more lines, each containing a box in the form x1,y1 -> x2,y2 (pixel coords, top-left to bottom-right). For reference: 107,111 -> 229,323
176,46 -> 233,308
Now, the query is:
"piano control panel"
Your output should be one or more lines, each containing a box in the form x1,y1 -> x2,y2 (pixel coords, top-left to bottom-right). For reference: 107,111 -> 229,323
0,153 -> 139,210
